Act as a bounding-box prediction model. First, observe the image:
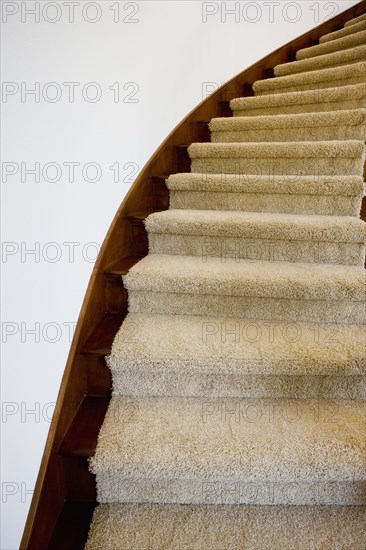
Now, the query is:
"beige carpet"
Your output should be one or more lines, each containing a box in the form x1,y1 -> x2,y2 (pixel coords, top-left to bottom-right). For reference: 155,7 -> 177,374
209,109 -> 366,142
274,45 -> 366,77
107,313 -> 366,399
320,19 -> 366,43
167,173 -> 365,216
297,30 -> 366,59
230,83 -> 366,116
253,61 -> 366,94
86,9 -> 366,549
145,209 -> 366,265
344,12 -> 366,26
85,504 -> 366,550
188,140 -> 365,176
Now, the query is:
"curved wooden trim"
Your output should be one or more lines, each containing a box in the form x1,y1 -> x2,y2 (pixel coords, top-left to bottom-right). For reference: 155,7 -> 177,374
21,1 -> 366,548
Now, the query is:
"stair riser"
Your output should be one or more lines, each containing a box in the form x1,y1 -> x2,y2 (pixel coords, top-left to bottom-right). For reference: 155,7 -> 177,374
190,157 -> 364,176
169,191 -> 362,217
95,477 -> 366,506
148,235 -> 365,267
255,75 -> 365,95
111,372 -> 366,400
128,292 -> 365,324
211,125 -> 366,143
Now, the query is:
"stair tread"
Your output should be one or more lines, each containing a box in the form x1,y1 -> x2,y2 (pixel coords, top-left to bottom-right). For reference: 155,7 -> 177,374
230,83 -> 366,112
85,503 -> 366,550
60,396 -> 109,457
81,313 -> 125,356
320,19 -> 366,43
209,109 -> 366,143
188,139 -> 365,158
166,173 -> 365,196
123,253 -> 366,302
109,312 -> 366,376
274,44 -> 366,77
296,29 -> 366,60
145,208 -> 366,242
252,61 -> 366,95
210,109 -> 366,130
344,12 -> 366,27
90,396 -> 366,482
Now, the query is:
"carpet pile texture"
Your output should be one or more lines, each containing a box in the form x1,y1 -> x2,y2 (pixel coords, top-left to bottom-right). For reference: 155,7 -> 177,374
86,10 -> 366,549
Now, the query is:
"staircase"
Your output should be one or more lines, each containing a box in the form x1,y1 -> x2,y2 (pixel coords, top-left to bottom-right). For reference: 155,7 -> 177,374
22,4 -> 366,549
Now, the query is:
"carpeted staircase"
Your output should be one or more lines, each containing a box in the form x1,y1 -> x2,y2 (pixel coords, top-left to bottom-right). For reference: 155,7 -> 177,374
85,11 -> 366,549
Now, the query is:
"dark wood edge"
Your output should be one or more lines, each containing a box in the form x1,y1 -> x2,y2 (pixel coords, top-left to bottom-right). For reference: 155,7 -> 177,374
46,502 -> 97,550
59,396 -> 109,457
21,1 -> 366,548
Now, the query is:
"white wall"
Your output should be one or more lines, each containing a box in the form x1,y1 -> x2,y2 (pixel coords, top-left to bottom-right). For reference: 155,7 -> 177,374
1,1 -> 359,547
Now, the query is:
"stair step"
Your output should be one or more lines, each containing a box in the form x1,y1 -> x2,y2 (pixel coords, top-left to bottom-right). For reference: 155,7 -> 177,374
90,396 -> 366,505
146,208 -> 366,241
345,12 -> 366,27
60,396 -> 109,457
123,254 -> 366,324
108,312 -> 366,399
123,254 -> 366,301
81,313 -> 125,356
145,209 -> 366,266
188,140 -> 365,177
230,83 -> 366,116
210,109 -> 366,143
296,30 -> 366,61
274,45 -> 366,77
320,19 -> 366,43
253,61 -> 366,96
85,503 -> 366,550
166,173 -> 365,215
167,173 -> 365,197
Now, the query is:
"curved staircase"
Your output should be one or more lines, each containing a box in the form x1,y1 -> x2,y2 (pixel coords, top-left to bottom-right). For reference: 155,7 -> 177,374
22,3 -> 366,549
